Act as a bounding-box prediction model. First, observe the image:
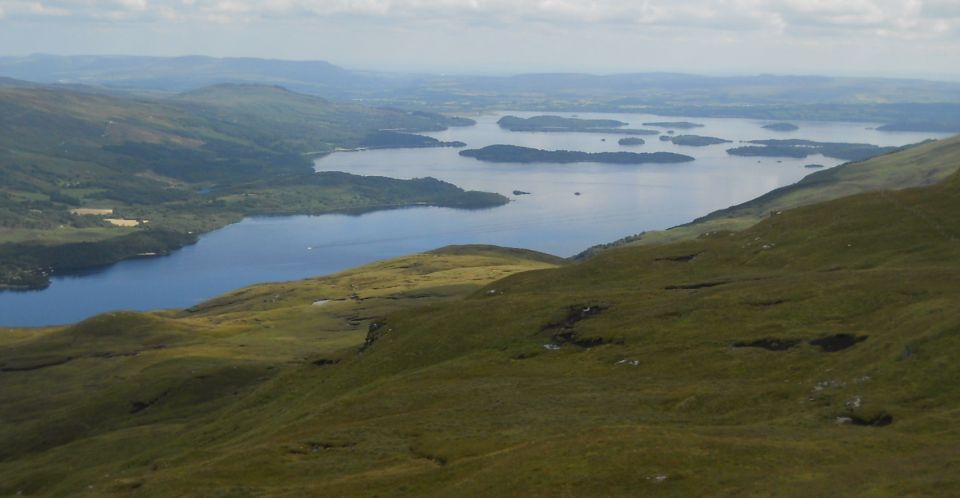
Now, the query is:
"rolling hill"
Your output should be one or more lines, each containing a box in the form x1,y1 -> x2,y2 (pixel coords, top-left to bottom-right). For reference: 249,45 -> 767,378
0,82 -> 502,289
4,55 -> 960,130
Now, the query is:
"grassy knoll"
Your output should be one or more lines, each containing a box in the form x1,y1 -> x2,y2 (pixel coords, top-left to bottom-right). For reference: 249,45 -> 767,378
0,245 -> 561,497
2,143 -> 960,495
0,82 -> 502,288
585,134 -> 960,252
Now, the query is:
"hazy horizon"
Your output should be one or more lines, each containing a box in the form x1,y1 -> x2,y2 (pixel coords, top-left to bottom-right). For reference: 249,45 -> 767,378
3,51 -> 960,83
1,1 -> 958,80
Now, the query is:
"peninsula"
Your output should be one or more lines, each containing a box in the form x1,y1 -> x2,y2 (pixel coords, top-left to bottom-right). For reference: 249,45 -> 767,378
359,131 -> 466,149
727,139 -> 900,161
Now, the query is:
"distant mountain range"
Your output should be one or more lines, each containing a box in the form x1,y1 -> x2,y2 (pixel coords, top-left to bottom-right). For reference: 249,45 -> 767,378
2,54 -> 960,107
0,54 -> 408,97
4,54 -> 960,131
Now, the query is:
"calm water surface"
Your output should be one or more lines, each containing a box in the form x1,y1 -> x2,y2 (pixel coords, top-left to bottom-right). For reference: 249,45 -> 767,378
0,112 -> 947,326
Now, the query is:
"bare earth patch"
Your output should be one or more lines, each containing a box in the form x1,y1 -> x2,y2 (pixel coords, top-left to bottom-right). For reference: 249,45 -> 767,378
105,218 -> 141,227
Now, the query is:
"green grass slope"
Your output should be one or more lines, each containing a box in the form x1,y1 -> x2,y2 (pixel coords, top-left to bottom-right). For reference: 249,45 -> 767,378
584,134 -> 960,252
2,143 -> 960,495
0,246 -> 561,497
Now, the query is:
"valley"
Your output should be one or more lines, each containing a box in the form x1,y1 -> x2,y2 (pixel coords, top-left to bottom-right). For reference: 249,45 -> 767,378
2,134 -> 960,496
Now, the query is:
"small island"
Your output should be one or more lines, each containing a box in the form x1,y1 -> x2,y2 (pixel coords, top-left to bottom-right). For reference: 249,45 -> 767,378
804,163 -> 826,168
459,145 -> 695,164
497,115 -> 659,135
762,122 -> 800,132
643,121 -> 704,129
662,135 -> 732,146
727,139 -> 899,161
360,131 -> 466,149
618,137 -> 645,146
512,190 -> 532,195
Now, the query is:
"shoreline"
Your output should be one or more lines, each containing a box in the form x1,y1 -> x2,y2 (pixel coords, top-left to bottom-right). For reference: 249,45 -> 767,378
0,196 -> 510,293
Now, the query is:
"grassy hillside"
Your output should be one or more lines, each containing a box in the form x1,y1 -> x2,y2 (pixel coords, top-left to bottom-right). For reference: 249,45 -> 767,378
0,83 -> 500,288
0,246 -> 561,496
584,134 -> 960,253
2,143 -> 960,495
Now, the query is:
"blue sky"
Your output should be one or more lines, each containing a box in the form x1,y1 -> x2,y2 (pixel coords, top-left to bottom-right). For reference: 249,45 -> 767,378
1,0 -> 958,78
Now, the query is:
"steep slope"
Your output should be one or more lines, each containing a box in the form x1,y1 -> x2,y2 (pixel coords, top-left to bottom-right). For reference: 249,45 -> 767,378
2,143 -> 960,495
584,134 -> 960,252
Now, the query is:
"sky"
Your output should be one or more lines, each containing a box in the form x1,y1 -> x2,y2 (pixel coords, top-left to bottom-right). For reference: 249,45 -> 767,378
0,0 -> 958,78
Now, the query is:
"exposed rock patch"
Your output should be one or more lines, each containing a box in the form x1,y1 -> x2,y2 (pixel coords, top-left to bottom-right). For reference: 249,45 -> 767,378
539,305 -> 621,348
732,338 -> 801,351
734,334 -> 867,352
359,320 -> 389,352
655,253 -> 701,263
809,334 -> 867,352
837,413 -> 894,427
130,390 -> 170,414
665,281 -> 728,290
850,413 -> 894,426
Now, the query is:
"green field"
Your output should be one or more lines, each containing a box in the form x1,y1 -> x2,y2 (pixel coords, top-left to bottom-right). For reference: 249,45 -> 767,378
2,133 -> 960,496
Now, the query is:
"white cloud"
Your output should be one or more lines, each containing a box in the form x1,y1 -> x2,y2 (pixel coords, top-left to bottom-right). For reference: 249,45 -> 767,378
1,0 -> 957,41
